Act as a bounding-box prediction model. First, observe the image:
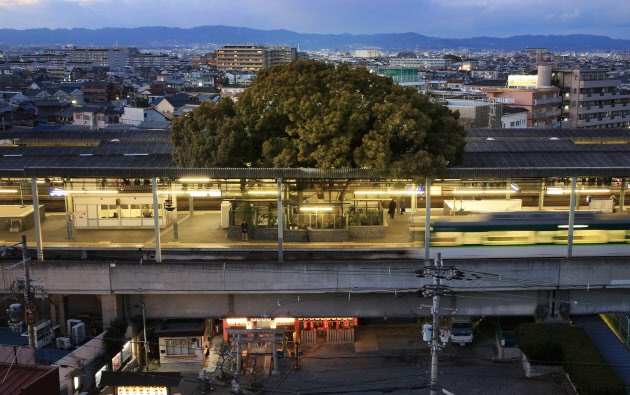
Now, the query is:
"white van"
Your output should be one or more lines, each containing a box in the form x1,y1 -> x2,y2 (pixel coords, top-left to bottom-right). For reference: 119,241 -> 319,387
450,316 -> 474,346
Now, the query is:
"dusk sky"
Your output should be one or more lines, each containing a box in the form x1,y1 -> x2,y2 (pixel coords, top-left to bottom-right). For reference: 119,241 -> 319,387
1,0 -> 628,39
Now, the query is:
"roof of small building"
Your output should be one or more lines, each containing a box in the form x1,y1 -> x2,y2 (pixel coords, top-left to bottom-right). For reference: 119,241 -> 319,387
154,319 -> 206,337
502,106 -> 529,114
0,362 -> 59,395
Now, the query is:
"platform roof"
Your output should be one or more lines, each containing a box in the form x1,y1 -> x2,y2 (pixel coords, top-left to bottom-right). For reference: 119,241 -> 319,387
1,126 -> 629,179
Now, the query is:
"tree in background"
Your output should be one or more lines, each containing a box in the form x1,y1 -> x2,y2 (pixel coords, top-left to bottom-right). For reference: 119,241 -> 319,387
171,60 -> 466,182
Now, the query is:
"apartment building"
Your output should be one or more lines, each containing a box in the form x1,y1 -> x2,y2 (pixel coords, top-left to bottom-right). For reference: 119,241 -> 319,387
64,47 -> 139,70
389,57 -> 453,70
553,68 -> 630,128
481,66 -> 561,128
216,45 -> 299,71
482,87 -> 561,128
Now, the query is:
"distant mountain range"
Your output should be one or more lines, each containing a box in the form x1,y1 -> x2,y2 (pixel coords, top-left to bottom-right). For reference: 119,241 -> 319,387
1,26 -> 629,52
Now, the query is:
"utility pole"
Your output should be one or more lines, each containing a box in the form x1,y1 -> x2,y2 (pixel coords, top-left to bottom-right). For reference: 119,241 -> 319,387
6,235 -> 37,352
416,252 -> 464,395
141,303 -> 150,371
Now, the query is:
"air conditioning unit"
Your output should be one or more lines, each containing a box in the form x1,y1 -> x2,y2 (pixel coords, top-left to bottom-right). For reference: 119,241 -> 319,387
71,322 -> 86,345
57,337 -> 72,350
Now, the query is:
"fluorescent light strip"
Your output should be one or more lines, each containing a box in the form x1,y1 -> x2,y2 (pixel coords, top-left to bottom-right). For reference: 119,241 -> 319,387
179,177 -> 210,183
66,190 -> 119,194
247,190 -> 277,195
300,206 -> 333,212
451,189 -> 516,195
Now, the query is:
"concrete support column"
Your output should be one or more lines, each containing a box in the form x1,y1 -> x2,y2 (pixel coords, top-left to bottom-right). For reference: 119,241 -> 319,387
49,294 -> 66,331
272,338 -> 279,375
277,177 -> 283,262
620,179 -> 626,214
152,177 -> 162,263
235,336 -> 242,375
567,176 -> 577,259
30,177 -> 44,261
100,294 -> 119,330
424,178 -> 432,261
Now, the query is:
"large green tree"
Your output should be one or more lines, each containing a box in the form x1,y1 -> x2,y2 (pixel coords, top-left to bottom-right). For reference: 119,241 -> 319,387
171,60 -> 466,180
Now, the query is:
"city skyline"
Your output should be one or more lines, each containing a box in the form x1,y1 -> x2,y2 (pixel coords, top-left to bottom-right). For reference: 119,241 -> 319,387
0,0 -> 628,40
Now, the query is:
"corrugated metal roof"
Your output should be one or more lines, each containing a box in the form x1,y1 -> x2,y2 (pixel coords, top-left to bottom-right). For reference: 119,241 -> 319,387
2,126 -> 630,179
449,128 -> 630,178
0,363 -> 58,395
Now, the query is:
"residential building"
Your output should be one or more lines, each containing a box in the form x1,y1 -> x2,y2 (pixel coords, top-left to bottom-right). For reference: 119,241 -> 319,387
389,57 -> 453,70
64,47 -> 139,71
354,49 -> 381,58
120,107 -> 168,126
481,65 -> 561,128
32,99 -> 71,123
186,70 -> 216,88
552,68 -> 630,128
470,69 -> 500,80
80,80 -> 113,103
151,93 -> 194,118
72,104 -> 121,129
444,99 -> 486,127
132,52 -> 185,70
501,106 -> 529,128
443,99 -> 504,128
482,86 -> 561,128
216,45 -> 299,72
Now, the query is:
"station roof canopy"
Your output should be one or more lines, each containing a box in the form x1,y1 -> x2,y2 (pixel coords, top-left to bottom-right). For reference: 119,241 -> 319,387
1,126 -> 630,179
456,128 -> 630,178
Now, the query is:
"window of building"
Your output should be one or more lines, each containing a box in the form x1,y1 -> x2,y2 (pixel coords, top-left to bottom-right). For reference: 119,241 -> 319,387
100,204 -> 118,218
165,338 -> 196,356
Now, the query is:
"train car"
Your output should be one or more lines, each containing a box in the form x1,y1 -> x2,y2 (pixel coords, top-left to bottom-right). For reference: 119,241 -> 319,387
430,211 -> 630,247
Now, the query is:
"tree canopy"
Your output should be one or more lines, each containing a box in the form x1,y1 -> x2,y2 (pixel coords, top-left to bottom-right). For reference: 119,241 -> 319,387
171,60 -> 466,180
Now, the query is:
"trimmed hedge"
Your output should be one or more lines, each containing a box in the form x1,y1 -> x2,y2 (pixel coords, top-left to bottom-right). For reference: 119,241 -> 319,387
515,322 -> 626,395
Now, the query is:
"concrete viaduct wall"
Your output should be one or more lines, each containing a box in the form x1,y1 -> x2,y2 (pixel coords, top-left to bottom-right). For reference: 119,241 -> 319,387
1,257 -> 628,322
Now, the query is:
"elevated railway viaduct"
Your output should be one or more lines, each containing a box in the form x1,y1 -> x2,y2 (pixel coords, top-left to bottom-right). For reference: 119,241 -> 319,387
0,127 -> 629,332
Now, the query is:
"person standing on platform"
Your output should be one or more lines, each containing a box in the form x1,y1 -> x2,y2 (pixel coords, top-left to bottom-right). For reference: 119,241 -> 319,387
388,199 -> 396,219
241,219 -> 248,241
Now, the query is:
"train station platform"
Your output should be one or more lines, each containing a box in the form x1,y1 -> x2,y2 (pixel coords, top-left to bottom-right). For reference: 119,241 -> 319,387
0,208 -> 426,256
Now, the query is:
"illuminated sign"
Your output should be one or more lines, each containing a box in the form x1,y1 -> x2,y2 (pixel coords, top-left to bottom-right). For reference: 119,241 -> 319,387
507,75 -> 538,88
50,187 -> 67,197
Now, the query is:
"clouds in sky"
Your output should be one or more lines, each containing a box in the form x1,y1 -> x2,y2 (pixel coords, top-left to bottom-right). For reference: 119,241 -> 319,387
1,0 -> 628,39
